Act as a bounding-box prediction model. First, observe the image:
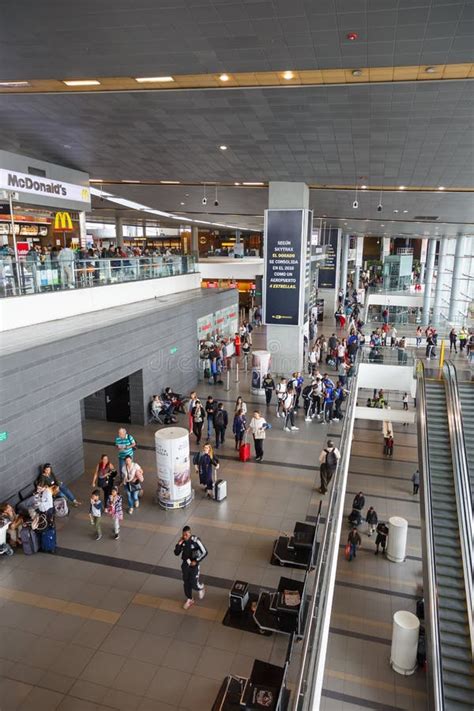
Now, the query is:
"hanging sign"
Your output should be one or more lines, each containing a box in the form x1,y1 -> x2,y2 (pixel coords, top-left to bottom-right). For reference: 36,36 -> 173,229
0,169 -> 90,207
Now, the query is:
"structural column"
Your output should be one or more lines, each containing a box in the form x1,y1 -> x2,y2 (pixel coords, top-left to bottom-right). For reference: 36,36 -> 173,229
265,181 -> 309,375
78,211 -> 87,250
339,234 -> 349,296
448,235 -> 467,323
432,237 -> 449,324
191,225 -> 199,255
422,239 -> 437,326
354,235 -> 364,290
115,215 -> 124,248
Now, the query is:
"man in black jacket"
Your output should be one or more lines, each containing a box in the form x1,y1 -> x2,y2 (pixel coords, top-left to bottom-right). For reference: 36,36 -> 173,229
205,396 -> 217,442
213,402 -> 228,449
174,526 -> 208,609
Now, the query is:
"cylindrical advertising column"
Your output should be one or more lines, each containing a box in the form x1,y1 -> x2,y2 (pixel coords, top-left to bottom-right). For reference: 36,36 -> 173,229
250,350 -> 271,396
155,427 -> 194,510
387,516 -> 408,563
390,611 -> 420,675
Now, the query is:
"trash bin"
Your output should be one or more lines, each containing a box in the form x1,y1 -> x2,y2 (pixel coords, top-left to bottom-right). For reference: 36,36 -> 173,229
390,610 -> 420,675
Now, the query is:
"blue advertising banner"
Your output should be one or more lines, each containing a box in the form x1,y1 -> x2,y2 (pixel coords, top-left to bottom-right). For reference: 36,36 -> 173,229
264,210 -> 305,326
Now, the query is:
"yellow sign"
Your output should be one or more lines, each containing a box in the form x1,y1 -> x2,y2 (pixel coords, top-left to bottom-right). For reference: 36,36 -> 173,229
81,187 -> 90,201
53,211 -> 73,231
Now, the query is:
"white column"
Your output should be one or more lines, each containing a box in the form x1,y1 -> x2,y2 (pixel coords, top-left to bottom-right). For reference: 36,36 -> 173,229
449,235 -> 467,323
354,235 -> 364,289
422,239 -> 437,326
339,234 -> 349,296
390,611 -> 420,676
155,427 -> 193,509
432,237 -> 449,324
387,516 -> 408,563
78,211 -> 87,250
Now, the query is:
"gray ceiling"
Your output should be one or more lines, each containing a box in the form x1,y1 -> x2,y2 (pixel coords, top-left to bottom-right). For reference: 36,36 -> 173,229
0,0 -> 472,239
1,0 -> 473,78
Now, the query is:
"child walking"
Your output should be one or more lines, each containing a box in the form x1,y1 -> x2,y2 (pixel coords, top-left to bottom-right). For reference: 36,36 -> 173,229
89,489 -> 103,541
106,486 -> 123,540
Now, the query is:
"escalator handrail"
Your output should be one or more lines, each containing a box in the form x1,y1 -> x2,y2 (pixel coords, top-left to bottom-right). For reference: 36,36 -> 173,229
291,355 -> 360,710
443,360 -> 474,656
416,360 -> 445,711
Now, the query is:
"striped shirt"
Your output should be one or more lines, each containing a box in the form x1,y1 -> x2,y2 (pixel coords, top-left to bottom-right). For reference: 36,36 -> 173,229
115,433 -> 136,460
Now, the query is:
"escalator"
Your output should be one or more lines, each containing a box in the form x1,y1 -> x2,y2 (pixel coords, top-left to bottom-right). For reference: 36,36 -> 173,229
418,365 -> 474,710
457,379 -> 474,497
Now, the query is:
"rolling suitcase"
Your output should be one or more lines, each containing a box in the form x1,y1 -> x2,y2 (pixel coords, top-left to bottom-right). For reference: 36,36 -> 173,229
40,526 -> 56,553
239,440 -> 251,462
214,479 -> 227,501
20,527 -> 39,555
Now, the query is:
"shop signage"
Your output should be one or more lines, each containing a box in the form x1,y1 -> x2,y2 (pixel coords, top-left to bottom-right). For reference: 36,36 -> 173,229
0,169 -> 91,207
318,227 -> 339,289
53,211 -> 73,231
264,209 -> 305,326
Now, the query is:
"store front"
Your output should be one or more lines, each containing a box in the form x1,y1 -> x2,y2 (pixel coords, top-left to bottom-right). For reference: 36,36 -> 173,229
201,278 -> 258,311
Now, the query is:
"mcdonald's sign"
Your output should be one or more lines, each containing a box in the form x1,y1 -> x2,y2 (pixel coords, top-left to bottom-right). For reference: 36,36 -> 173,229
53,211 -> 73,231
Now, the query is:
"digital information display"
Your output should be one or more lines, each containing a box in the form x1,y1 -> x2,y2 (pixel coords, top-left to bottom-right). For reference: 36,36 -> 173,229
264,209 -> 305,326
318,227 -> 339,288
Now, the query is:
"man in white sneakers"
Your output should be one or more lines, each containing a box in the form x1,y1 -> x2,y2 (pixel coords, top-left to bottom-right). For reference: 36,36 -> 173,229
174,525 -> 208,610
283,386 -> 299,432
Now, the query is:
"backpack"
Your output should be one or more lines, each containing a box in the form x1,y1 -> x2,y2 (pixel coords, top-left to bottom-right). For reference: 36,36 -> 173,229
53,497 -> 69,517
215,410 -> 225,427
192,452 -> 201,466
325,449 -> 337,470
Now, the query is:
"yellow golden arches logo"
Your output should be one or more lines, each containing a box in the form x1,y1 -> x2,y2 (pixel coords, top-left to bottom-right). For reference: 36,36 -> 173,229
53,212 -> 73,231
81,187 -> 90,201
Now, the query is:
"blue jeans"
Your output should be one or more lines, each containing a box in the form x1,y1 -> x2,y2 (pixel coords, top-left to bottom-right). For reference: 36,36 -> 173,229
125,485 -> 139,509
59,482 -> 76,503
207,415 -> 213,439
349,543 -> 357,560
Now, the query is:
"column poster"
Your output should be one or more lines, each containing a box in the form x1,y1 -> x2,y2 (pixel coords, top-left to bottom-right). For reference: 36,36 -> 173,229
263,209 -> 305,326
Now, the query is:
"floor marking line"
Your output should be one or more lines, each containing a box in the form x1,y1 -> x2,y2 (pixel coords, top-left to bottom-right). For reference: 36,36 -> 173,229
336,580 -> 417,600
132,592 -> 222,621
325,668 -> 427,699
321,689 -> 409,711
0,584 -> 120,624
330,626 -> 391,646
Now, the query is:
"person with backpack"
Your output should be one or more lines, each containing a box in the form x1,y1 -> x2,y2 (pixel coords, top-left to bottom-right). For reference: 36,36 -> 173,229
318,440 -> 341,494
352,492 -> 365,511
205,396 -> 217,442
213,402 -> 228,449
174,525 -> 208,610
348,508 -> 362,527
233,408 -> 247,450
194,443 -> 219,498
191,398 -> 205,445
262,373 -> 275,406
115,427 -> 137,482
366,506 -> 378,536
347,527 -> 361,560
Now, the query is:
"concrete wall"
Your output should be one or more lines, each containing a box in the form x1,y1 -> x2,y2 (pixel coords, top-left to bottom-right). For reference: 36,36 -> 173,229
0,288 -> 237,501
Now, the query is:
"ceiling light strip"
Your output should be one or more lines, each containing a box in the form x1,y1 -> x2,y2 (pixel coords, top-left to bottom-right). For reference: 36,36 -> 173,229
1,63 -> 472,93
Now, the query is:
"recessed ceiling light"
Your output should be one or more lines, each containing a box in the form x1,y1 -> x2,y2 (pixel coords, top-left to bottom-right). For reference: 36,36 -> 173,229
135,76 -> 174,83
283,71 -> 294,80
352,70 -> 362,77
361,184 -> 367,189
393,209 -> 399,213
234,182 -> 241,186
242,182 -> 264,186
219,145 -> 228,150
89,179 -> 103,182
126,180 -> 141,183
219,74 -> 230,82
180,202 -> 185,206
63,79 -> 101,86
160,180 -> 180,184
380,224 -> 385,227
0,81 -> 30,87
425,67 -> 437,74
438,186 -> 445,190
403,210 -> 408,213
398,185 -> 406,190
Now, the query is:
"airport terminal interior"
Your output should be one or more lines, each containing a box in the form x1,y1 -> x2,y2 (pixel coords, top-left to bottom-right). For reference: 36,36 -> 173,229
0,2 -> 473,711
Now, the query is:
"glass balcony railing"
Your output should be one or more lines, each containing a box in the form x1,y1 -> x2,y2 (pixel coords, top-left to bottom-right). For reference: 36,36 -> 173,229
0,255 -> 198,297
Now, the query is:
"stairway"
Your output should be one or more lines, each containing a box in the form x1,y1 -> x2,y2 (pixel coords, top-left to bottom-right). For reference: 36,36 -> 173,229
424,380 -> 474,709
457,381 -> 474,499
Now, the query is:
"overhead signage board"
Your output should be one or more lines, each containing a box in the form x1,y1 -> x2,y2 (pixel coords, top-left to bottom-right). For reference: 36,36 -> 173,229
318,227 -> 339,288
263,209 -> 306,326
355,236 -> 364,267
0,169 -> 91,208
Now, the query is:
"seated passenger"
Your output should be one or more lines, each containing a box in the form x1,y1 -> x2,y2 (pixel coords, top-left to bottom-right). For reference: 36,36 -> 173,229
0,503 -> 23,547
37,463 -> 81,507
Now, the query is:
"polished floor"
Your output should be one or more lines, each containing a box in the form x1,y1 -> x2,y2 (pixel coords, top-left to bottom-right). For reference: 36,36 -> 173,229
0,326 -> 436,711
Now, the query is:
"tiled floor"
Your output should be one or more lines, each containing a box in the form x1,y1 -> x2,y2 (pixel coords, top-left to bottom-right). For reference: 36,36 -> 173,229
0,326 -> 430,710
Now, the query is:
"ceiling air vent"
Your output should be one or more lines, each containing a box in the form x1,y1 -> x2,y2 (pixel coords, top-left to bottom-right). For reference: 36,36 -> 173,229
413,216 -> 439,221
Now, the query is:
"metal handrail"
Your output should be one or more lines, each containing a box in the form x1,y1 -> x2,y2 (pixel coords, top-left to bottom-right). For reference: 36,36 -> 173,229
291,354 -> 360,710
416,360 -> 445,711
443,360 -> 474,655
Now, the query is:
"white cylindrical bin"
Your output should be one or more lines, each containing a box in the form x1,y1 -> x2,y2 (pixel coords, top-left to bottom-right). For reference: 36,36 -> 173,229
250,350 -> 271,396
155,427 -> 194,510
390,610 -> 420,675
387,516 -> 408,563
